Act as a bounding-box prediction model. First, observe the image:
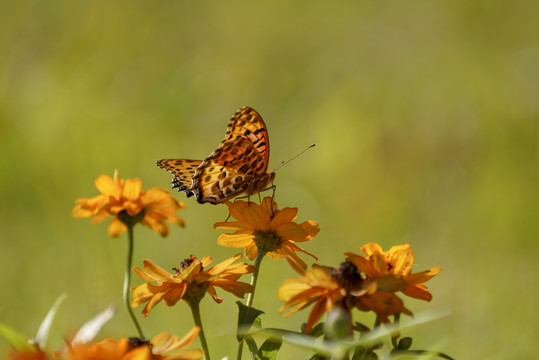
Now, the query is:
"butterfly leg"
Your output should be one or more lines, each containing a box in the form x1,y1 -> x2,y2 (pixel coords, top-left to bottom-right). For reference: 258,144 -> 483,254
256,184 -> 277,217
232,193 -> 255,206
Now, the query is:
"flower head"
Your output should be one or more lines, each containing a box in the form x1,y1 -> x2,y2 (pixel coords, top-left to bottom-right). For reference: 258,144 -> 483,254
278,261 -> 409,332
214,197 -> 320,271
72,170 -> 186,237
53,328 -> 203,360
131,254 -> 256,315
345,243 -> 442,301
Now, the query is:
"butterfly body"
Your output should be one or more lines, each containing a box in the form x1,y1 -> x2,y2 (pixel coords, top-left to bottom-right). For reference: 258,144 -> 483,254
157,107 -> 275,204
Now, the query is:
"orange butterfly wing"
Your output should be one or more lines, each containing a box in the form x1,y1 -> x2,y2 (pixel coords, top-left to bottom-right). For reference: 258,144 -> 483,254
155,159 -> 203,196
157,107 -> 275,204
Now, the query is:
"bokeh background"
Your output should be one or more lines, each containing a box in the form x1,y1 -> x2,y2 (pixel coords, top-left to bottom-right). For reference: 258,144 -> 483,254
1,1 -> 537,358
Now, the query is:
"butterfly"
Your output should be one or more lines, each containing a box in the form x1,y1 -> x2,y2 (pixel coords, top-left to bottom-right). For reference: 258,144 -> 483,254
157,106 -> 276,204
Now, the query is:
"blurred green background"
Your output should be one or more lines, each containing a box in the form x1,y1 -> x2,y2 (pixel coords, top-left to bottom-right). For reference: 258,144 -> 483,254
1,1 -> 537,358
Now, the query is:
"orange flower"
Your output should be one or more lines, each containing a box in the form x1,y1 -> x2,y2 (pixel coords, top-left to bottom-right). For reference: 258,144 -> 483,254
72,170 -> 186,237
214,197 -> 320,271
278,261 -> 411,332
345,243 -> 442,301
53,328 -> 203,360
131,254 -> 256,315
10,348 -> 49,360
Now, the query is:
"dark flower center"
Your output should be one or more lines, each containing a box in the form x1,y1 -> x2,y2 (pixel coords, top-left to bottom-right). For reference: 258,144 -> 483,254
117,209 -> 146,226
128,337 -> 151,350
253,230 -> 282,253
330,261 -> 364,292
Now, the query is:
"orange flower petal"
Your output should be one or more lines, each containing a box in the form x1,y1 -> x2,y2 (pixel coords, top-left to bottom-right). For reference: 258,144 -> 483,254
403,283 -> 432,301
269,207 -> 298,228
131,283 -> 169,313
361,243 -> 383,257
274,222 -> 307,241
225,201 -> 252,224
151,328 -> 200,353
345,252 -> 379,278
141,216 -> 169,237
162,283 -> 188,306
305,297 -> 329,333
298,220 -> 321,239
213,220 -> 255,230
406,267 -> 442,284
108,217 -> 127,237
207,254 -> 243,275
133,259 -> 176,282
210,279 -> 254,298
217,231 -> 254,248
261,197 -> 278,214
391,247 -> 414,276
206,285 -> 223,304
94,174 -> 120,199
237,203 -> 270,231
71,204 -> 93,218
123,178 -> 142,201
245,243 -> 258,260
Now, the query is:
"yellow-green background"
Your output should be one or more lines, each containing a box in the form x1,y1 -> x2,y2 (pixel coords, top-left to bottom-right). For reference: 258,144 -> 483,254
1,1 -> 537,358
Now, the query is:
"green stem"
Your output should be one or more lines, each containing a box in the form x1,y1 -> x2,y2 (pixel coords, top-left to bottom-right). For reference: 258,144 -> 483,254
190,301 -> 210,360
245,250 -> 266,307
237,250 -> 266,360
124,224 -> 144,338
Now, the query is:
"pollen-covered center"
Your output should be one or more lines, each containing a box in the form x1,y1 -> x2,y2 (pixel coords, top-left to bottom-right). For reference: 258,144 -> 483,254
173,255 -> 200,275
253,230 -> 283,253
128,337 -> 151,351
330,261 -> 364,292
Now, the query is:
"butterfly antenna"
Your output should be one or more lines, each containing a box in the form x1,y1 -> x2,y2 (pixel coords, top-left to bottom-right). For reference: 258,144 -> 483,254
273,144 -> 315,172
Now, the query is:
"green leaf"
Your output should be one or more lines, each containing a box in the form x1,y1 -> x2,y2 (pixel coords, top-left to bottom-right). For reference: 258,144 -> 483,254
353,322 -> 371,334
253,316 -> 263,329
307,322 -> 325,338
309,354 -> 329,360
0,324 -> 33,353
244,336 -> 258,360
236,301 -> 265,342
256,337 -> 282,360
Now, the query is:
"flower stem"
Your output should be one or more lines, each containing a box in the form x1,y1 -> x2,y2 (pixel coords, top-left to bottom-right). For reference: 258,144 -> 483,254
124,224 -> 144,338
190,301 -> 210,360
237,250 -> 266,360
245,250 -> 266,308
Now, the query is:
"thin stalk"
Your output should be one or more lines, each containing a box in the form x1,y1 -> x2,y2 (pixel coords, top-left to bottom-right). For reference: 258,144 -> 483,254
245,249 -> 266,307
124,224 -> 144,338
190,301 -> 210,360
237,250 -> 266,360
